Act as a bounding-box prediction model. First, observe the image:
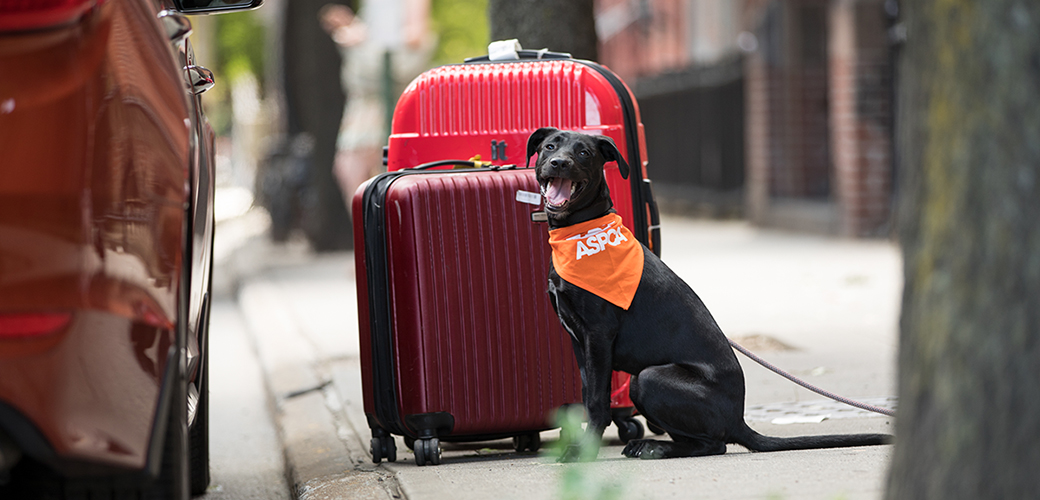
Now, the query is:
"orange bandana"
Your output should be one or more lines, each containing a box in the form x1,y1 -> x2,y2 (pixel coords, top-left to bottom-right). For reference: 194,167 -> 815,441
548,213 -> 644,310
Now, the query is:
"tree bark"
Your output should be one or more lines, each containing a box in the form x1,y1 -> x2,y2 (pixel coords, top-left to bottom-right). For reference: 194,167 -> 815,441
282,0 -> 353,251
887,1 -> 1040,498
487,0 -> 598,61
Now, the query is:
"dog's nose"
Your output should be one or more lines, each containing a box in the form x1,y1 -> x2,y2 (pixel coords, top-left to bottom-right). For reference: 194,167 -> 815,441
550,158 -> 568,169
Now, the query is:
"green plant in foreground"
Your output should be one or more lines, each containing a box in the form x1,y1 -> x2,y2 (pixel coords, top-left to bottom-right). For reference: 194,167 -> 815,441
548,406 -> 623,500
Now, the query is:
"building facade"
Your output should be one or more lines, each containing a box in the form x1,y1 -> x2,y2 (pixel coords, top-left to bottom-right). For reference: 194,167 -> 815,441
596,0 -> 897,236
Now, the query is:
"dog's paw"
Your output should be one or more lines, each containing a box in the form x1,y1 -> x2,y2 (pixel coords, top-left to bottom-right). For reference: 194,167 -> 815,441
622,439 -> 666,460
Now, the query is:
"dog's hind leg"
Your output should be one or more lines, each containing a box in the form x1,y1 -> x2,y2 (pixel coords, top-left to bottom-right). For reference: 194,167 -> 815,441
622,363 -> 738,459
622,435 -> 726,459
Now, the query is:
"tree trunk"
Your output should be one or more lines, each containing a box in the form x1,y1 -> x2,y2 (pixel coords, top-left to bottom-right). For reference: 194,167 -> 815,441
887,1 -> 1040,498
283,0 -> 353,251
487,0 -> 598,61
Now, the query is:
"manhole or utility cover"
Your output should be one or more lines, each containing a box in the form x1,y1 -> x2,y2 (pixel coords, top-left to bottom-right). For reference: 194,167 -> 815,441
744,397 -> 897,422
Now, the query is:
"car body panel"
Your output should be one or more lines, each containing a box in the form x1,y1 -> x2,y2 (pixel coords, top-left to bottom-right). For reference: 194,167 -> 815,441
0,0 -> 202,472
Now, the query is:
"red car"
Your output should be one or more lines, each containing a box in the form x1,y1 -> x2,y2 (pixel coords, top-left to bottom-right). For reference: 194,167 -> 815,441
0,0 -> 260,498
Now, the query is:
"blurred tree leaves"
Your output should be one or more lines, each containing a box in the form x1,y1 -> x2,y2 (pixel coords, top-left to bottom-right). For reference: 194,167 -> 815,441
214,10 -> 267,89
200,10 -> 266,136
431,0 -> 489,64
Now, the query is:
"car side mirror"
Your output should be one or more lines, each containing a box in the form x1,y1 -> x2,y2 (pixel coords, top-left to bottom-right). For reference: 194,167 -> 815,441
172,0 -> 263,14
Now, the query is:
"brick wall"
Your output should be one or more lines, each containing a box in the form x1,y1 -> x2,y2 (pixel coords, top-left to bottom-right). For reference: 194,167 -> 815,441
596,0 -> 747,216
597,0 -> 688,82
747,1 -> 836,222
743,0 -> 772,224
829,0 -> 892,236
745,0 -> 893,236
595,0 -> 894,235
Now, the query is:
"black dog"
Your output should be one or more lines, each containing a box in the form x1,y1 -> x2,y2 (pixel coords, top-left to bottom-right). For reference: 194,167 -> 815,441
527,127 -> 892,461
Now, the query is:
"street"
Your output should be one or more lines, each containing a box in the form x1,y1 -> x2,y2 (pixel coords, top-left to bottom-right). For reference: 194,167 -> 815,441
206,210 -> 901,500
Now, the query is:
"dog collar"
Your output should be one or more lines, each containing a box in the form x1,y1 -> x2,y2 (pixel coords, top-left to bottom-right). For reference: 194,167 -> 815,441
548,213 -> 644,310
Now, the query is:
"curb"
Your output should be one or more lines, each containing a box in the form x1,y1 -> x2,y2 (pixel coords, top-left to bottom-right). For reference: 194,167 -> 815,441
214,209 -> 400,500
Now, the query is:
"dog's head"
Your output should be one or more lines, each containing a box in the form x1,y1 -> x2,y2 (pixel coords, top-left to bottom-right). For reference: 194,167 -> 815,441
526,127 -> 630,228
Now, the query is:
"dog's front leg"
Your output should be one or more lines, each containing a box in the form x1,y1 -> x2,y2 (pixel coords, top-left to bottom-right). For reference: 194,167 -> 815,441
559,333 -> 614,462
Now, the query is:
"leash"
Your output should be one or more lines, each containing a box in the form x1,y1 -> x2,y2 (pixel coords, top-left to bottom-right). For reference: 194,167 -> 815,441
728,339 -> 897,417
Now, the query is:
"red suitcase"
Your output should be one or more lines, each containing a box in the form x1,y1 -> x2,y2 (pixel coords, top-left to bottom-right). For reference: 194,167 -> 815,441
387,49 -> 660,256
354,49 -> 660,466
354,167 -> 584,466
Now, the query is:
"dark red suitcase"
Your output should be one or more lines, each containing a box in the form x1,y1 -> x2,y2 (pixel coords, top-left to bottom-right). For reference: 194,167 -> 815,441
386,49 -> 660,432
354,167 -> 584,465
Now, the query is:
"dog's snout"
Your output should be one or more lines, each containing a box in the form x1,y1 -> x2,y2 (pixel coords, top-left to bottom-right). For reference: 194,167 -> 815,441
549,157 -> 569,169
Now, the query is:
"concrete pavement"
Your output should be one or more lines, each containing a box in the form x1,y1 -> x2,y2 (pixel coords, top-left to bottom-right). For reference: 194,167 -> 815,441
197,299 -> 292,500
215,212 -> 902,500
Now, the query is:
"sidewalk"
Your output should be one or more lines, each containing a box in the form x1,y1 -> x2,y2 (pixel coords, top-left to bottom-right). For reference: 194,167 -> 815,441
216,213 -> 902,500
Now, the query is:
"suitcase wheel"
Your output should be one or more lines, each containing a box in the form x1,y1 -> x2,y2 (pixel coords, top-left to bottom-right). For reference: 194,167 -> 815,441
370,434 -> 397,464
616,417 -> 645,444
414,437 -> 441,466
512,432 -> 542,453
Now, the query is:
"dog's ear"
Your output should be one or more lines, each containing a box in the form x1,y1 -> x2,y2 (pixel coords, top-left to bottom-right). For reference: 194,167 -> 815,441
526,127 -> 558,167
597,136 -> 630,179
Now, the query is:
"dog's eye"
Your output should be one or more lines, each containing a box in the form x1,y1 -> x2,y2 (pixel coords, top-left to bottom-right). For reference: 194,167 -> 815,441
544,144 -> 555,151
579,150 -> 590,157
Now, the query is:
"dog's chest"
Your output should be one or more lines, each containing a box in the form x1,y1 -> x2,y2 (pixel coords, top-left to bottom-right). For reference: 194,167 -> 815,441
546,277 -> 584,345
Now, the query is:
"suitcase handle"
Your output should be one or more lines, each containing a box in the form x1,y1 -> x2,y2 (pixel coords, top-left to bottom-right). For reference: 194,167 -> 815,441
408,160 -> 480,170
464,49 -> 572,63
407,160 -> 522,171
644,179 -> 662,257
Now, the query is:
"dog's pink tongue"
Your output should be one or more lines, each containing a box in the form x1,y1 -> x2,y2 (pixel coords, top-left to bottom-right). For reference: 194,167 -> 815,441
546,178 -> 572,206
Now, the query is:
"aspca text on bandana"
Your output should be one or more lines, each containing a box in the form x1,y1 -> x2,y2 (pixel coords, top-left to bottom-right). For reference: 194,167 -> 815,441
566,220 -> 631,260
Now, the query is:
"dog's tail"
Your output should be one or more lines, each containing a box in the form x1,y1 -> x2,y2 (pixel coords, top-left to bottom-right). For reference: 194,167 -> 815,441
731,422 -> 892,452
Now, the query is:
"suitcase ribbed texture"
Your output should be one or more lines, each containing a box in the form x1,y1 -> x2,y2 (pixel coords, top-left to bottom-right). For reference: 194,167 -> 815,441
387,59 -> 647,257
414,61 -> 586,136
384,170 -> 582,435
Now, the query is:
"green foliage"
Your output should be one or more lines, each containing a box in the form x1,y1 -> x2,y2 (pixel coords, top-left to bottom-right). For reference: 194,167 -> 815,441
547,406 -> 624,500
431,0 -> 489,64
547,405 -> 598,462
214,11 -> 266,89
557,466 -> 623,500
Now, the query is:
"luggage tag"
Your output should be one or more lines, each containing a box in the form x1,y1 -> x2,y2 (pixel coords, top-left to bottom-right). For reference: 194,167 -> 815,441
516,189 -> 548,222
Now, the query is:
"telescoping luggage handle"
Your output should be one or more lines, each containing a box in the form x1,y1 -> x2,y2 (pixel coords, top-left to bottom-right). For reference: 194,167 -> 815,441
405,160 -> 522,171
464,39 -> 571,63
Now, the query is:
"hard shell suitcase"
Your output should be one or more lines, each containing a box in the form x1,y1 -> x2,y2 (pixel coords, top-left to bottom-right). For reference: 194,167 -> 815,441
354,166 -> 585,466
386,49 -> 660,256
386,48 -> 660,434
